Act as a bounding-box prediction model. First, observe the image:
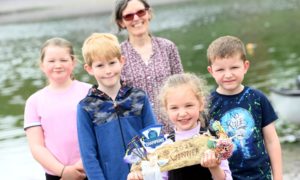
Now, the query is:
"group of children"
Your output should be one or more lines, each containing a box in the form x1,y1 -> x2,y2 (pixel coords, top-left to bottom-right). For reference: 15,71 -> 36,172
23,11 -> 282,180
24,32 -> 282,180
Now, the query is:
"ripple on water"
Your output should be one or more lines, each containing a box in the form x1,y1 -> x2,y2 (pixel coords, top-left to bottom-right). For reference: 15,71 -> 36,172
0,116 -> 24,140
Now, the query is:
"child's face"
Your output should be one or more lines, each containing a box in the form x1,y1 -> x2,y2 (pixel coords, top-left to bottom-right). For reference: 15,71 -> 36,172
85,57 -> 125,89
165,85 -> 203,132
119,0 -> 151,37
207,54 -> 249,95
40,46 -> 75,84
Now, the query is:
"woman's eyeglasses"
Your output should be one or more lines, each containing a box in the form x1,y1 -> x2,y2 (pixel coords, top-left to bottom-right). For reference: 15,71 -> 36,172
122,8 -> 149,21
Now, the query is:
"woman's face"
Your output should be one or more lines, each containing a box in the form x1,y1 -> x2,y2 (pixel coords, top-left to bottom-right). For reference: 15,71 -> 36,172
119,0 -> 151,37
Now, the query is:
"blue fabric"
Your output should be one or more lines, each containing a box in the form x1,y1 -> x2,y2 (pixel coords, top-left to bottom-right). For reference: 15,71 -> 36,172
209,86 -> 277,180
77,84 -> 156,180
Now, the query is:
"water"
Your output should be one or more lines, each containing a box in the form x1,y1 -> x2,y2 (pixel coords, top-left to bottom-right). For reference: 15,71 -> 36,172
0,0 -> 300,179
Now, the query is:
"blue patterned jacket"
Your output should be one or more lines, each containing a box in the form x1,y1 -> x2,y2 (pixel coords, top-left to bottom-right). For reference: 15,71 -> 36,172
77,83 -> 156,180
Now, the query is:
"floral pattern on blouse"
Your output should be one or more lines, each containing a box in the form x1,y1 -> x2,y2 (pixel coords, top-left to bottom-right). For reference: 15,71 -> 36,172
121,36 -> 184,133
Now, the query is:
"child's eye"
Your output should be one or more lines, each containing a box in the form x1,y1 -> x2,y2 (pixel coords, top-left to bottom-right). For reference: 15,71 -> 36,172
169,106 -> 178,110
109,61 -> 117,65
216,69 -> 224,72
96,64 -> 103,67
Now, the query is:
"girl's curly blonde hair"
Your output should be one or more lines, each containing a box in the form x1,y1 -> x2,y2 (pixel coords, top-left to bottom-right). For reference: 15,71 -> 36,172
158,73 -> 210,128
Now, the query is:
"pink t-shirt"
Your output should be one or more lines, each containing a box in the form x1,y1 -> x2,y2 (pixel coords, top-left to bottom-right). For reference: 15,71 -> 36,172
24,80 -> 91,174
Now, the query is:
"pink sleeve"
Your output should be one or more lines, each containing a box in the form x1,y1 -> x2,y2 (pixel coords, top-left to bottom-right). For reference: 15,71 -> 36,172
24,94 -> 41,129
161,171 -> 168,180
219,160 -> 232,180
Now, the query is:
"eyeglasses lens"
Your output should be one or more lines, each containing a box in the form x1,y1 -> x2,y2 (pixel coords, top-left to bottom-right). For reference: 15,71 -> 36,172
123,9 -> 147,21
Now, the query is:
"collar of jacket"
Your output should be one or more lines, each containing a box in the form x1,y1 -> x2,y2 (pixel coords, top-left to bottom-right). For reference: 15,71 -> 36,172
87,81 -> 132,100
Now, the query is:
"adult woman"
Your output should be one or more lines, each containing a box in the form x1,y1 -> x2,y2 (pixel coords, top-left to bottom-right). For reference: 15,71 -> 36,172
114,0 -> 184,133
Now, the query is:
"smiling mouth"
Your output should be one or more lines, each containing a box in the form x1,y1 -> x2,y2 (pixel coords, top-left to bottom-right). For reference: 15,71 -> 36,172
223,80 -> 235,83
103,76 -> 114,79
133,21 -> 144,27
178,118 -> 190,122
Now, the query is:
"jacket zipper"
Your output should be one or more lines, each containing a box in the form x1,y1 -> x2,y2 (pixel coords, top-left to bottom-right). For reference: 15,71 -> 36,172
114,100 -> 131,170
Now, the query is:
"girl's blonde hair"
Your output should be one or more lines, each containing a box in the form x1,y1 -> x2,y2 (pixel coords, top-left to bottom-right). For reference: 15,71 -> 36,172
82,33 -> 121,66
40,37 -> 75,62
159,73 -> 209,128
39,37 -> 76,80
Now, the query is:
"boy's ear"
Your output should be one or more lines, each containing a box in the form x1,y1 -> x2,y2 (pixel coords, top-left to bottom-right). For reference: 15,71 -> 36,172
120,55 -> 126,65
244,60 -> 250,72
84,64 -> 94,76
207,66 -> 213,74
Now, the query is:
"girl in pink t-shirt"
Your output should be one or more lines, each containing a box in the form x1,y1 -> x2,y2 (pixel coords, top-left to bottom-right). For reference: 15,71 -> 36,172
24,37 -> 91,180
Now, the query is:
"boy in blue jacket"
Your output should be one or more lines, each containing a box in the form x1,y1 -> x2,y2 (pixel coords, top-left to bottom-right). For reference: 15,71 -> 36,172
77,33 -> 157,180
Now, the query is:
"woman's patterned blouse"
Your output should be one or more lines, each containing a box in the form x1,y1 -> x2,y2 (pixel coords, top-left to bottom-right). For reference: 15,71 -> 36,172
121,36 -> 183,133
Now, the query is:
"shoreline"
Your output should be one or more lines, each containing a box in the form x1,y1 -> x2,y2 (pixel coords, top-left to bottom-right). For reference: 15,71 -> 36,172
0,0 -> 185,25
